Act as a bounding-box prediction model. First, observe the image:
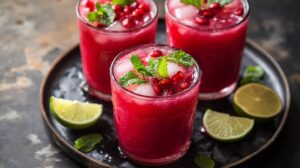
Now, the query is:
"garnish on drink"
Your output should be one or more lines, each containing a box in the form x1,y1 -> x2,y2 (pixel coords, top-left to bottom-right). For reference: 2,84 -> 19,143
117,50 -> 196,96
81,0 -> 152,29
110,45 -> 201,165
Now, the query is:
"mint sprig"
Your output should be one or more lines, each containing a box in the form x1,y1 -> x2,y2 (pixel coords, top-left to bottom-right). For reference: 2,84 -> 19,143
180,0 -> 232,8
87,2 -> 115,26
145,58 -> 159,76
240,65 -> 264,85
131,55 -> 153,76
193,155 -> 215,168
167,50 -> 195,67
74,134 -> 103,153
119,71 -> 146,87
112,0 -> 135,6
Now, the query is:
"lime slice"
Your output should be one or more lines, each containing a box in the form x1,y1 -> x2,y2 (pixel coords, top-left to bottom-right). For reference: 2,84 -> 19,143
49,96 -> 102,130
203,109 -> 254,142
233,83 -> 282,120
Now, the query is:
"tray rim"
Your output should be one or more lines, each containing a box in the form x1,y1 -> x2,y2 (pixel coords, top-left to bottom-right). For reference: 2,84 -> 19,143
39,39 -> 291,168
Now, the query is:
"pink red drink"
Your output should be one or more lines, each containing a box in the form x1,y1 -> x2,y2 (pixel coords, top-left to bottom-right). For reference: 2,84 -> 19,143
110,45 -> 201,165
77,0 -> 158,100
165,0 -> 249,100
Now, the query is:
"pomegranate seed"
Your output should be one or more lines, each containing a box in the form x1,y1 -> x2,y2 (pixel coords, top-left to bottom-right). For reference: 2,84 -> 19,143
113,4 -> 124,13
114,13 -> 121,21
179,82 -> 189,90
209,2 -> 221,10
167,88 -> 175,95
159,78 -> 172,88
150,50 -> 163,57
200,9 -> 215,18
195,16 -> 210,25
153,84 -> 162,94
234,8 -> 244,16
130,1 -> 139,10
138,3 -> 149,13
121,18 -> 135,28
132,9 -> 144,19
171,71 -> 185,83
152,77 -> 160,84
85,0 -> 95,11
124,5 -> 132,15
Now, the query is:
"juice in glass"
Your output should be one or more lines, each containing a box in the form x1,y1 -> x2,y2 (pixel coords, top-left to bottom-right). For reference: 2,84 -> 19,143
77,0 -> 158,101
165,0 -> 249,100
110,44 -> 201,165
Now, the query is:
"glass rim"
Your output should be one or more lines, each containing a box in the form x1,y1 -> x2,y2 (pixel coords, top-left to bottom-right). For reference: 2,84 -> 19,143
110,44 -> 202,100
165,0 -> 250,32
76,0 -> 158,33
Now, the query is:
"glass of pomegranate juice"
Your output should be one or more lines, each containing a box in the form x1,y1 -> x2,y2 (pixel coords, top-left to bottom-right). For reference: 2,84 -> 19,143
165,0 -> 249,100
77,0 -> 158,101
110,44 -> 201,165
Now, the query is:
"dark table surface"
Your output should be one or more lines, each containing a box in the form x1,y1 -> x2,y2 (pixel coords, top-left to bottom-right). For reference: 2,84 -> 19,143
0,0 -> 300,168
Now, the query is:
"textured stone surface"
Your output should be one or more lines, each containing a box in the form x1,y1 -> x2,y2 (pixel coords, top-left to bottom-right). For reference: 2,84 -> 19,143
0,0 -> 300,168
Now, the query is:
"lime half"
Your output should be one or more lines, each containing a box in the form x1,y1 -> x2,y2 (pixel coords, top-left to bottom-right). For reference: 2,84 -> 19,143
203,109 -> 254,142
233,83 -> 282,120
49,96 -> 102,130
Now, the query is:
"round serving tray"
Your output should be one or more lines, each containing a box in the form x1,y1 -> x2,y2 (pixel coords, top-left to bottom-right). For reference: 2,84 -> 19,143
40,21 -> 290,168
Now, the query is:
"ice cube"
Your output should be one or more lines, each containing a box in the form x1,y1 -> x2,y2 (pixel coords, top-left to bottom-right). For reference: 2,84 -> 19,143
134,83 -> 155,96
167,62 -> 185,77
105,22 -> 126,31
115,60 -> 134,79
174,5 -> 198,20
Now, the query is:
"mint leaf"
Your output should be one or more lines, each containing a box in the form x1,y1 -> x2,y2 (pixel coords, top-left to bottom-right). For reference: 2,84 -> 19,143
180,0 -> 202,8
167,51 -> 194,67
157,57 -> 168,78
208,0 -> 232,6
119,71 -> 146,87
74,134 -> 103,153
145,58 -> 159,76
194,155 -> 215,168
112,0 -> 135,6
87,2 -> 115,26
130,55 -> 152,76
240,65 -> 264,85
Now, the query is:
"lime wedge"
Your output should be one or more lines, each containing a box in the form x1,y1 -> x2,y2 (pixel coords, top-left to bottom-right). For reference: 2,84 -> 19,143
203,109 -> 254,142
233,83 -> 282,120
49,96 -> 102,130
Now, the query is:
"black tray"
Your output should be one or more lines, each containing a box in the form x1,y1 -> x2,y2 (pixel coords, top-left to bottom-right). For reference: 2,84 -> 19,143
40,21 -> 290,168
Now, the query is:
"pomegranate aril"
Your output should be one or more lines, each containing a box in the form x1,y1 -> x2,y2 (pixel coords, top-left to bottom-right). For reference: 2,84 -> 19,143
234,8 -> 244,16
121,18 -> 135,28
132,9 -> 144,19
152,77 -> 159,84
195,16 -> 210,25
200,9 -> 215,18
159,78 -> 172,88
113,4 -> 124,13
153,84 -> 162,94
209,2 -> 221,10
150,50 -> 163,57
130,1 -> 139,10
85,0 -> 95,11
114,13 -> 121,21
138,4 -> 149,13
171,71 -> 185,83
124,5 -> 132,15
179,82 -> 189,90
167,88 -> 175,95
